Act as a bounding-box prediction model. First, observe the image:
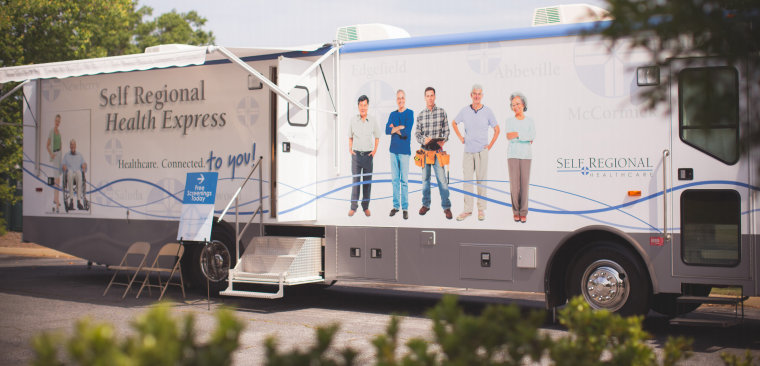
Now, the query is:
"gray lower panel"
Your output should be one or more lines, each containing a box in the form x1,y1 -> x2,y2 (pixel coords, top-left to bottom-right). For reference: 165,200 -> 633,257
336,226 -> 365,278
330,226 -> 563,292
23,216 -> 179,265
459,244 -> 513,281
328,226 -> 759,296
335,226 -> 396,281
395,227 -> 554,292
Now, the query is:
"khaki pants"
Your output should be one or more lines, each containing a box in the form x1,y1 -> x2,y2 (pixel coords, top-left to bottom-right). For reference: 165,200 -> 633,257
462,150 -> 489,212
508,158 -> 531,216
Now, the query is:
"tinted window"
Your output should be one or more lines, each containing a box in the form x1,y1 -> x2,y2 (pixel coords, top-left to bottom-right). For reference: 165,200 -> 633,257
679,67 -> 739,164
681,190 -> 740,266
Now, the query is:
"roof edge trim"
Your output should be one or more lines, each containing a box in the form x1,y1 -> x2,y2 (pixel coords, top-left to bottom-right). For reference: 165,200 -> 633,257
341,21 -> 607,54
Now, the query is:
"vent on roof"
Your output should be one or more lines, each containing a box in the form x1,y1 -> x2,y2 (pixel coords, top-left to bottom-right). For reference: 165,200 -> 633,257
532,4 -> 611,26
533,7 -> 562,26
335,24 -> 410,43
337,26 -> 359,42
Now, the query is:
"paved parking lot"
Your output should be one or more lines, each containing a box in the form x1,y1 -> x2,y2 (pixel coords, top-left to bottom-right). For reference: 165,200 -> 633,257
0,253 -> 758,365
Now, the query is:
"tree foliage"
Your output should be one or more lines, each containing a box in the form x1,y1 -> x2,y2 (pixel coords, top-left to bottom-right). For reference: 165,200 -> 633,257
0,0 -> 215,208
595,0 -> 758,107
594,0 -> 759,163
134,9 -> 215,52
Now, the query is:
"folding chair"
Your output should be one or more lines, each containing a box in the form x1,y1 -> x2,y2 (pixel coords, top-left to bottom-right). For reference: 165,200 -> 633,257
136,242 -> 186,301
103,241 -> 151,299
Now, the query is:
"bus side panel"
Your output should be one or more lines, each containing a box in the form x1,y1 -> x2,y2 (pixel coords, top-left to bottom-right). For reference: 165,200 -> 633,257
22,60 -> 277,261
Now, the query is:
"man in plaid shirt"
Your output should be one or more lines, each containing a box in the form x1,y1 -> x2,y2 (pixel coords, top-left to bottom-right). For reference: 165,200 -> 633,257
414,87 -> 453,219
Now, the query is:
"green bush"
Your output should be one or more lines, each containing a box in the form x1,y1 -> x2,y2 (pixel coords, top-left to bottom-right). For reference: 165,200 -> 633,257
31,303 -> 244,366
32,295 -> 756,366
721,351 -> 759,366
263,296 -> 694,366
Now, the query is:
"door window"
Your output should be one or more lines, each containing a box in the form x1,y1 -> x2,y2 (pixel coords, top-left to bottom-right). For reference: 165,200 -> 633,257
680,190 -> 740,266
678,67 -> 739,164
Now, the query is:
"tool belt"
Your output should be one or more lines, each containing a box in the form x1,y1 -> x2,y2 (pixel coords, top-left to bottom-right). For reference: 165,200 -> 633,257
414,149 -> 449,168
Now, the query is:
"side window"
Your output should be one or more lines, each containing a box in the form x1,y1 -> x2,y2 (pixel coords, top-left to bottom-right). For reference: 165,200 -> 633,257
678,67 -> 739,164
681,190 -> 740,267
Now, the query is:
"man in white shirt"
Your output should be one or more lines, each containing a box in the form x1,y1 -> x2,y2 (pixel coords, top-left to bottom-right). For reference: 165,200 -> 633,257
62,139 -> 87,210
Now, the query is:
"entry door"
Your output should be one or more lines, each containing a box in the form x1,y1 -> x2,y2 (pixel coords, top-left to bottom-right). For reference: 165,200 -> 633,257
276,57 -> 318,221
668,58 -> 751,280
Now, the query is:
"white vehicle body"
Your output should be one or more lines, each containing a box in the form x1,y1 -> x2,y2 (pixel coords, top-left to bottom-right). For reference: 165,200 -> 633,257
3,19 -> 757,316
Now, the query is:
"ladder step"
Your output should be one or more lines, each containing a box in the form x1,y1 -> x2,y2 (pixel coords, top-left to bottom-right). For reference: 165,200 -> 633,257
676,295 -> 748,305
669,316 -> 741,327
240,255 -> 296,273
220,288 -> 283,299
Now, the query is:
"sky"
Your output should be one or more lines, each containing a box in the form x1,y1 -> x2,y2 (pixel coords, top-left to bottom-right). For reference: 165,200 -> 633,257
138,0 -> 608,47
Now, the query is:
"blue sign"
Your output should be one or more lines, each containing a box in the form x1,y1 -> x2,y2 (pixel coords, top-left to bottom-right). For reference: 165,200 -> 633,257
177,172 -> 219,241
182,172 -> 218,204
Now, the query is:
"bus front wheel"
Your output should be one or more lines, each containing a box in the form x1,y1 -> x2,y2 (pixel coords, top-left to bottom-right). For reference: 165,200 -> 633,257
566,243 -> 650,317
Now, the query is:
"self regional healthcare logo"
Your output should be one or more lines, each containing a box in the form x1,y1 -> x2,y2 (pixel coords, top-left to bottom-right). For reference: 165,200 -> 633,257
236,96 -> 260,126
104,138 -> 123,166
466,42 -> 502,75
573,40 -> 634,98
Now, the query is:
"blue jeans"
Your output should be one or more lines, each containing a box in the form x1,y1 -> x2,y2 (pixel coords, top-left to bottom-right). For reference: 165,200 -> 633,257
421,155 -> 451,209
351,151 -> 373,211
389,153 -> 409,210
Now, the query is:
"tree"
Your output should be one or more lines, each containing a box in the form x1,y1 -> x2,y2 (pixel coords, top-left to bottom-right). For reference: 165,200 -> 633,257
134,9 -> 216,52
0,0 -> 215,213
594,0 -> 759,164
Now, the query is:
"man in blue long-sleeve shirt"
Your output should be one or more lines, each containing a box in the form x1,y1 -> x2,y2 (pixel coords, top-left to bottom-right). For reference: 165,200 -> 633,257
386,90 -> 414,220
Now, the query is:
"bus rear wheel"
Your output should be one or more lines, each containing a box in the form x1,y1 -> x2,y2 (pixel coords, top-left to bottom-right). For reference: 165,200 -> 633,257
566,243 -> 650,317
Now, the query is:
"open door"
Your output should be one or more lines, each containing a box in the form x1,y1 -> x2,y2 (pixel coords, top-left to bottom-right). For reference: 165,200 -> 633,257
668,58 -> 752,281
276,57 -> 318,221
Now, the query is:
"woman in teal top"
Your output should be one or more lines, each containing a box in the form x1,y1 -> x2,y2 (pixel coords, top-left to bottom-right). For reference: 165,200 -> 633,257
505,92 -> 535,223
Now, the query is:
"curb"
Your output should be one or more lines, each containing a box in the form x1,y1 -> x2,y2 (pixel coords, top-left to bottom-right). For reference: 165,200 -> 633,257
0,247 -> 78,259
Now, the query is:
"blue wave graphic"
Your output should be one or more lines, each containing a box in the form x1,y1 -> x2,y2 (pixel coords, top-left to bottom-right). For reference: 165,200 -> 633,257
23,157 -> 759,228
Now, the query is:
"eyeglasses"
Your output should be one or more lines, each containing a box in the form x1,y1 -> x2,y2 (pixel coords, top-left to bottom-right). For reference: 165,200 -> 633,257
511,102 -> 523,107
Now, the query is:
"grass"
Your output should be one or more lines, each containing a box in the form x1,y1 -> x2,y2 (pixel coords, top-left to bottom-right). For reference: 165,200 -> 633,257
710,287 -> 742,296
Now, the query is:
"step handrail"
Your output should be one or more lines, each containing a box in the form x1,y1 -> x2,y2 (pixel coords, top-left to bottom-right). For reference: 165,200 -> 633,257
218,156 -> 264,263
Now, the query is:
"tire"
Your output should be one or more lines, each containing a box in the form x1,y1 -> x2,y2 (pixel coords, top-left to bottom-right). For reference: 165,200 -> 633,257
566,243 -> 651,317
651,284 -> 711,317
182,220 -> 237,295
62,173 -> 70,212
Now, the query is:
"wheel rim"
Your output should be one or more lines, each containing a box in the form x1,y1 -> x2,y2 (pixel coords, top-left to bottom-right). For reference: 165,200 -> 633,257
580,259 -> 629,312
199,240 -> 230,282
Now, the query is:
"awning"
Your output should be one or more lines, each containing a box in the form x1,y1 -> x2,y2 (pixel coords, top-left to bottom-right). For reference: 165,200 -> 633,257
0,43 -> 327,84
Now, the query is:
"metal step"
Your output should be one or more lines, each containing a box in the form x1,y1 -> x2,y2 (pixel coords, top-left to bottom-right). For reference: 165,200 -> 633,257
220,236 -> 323,299
221,272 -> 285,299
669,312 -> 743,327
676,295 -> 749,305
241,254 -> 297,274
669,293 -> 747,327
230,269 -> 323,285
